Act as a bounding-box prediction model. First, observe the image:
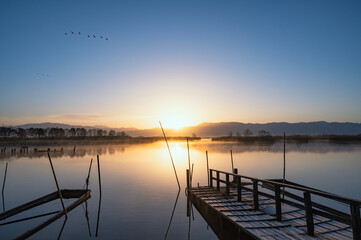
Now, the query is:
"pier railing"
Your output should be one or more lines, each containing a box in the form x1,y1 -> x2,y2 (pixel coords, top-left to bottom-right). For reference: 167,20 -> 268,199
209,169 -> 361,240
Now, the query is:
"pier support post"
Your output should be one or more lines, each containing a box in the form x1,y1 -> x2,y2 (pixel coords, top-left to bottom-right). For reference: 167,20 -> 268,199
186,169 -> 190,189
275,185 -> 282,221
252,180 -> 259,210
210,170 -> 213,187
233,168 -> 238,182
216,171 -> 220,191
226,174 -> 230,196
304,191 -> 314,236
350,202 -> 361,240
237,176 -> 242,202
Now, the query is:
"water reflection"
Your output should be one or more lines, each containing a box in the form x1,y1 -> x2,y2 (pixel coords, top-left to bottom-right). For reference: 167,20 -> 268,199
164,189 -> 180,240
0,140 -> 360,239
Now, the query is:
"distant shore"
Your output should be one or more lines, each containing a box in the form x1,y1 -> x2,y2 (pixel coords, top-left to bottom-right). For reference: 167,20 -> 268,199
211,134 -> 361,143
0,136 -> 201,147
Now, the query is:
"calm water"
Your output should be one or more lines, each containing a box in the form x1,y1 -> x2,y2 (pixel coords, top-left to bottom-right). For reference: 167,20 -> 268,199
0,140 -> 361,239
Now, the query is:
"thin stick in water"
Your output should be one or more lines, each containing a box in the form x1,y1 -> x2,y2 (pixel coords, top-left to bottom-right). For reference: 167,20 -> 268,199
159,121 -> 180,189
230,150 -> 234,172
206,151 -> 209,186
2,162 -> 8,212
47,153 -> 67,218
282,132 -> 286,199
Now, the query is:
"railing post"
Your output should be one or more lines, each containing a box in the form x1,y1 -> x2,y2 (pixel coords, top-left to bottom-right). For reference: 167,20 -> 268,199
209,169 -> 213,187
233,168 -> 238,182
237,176 -> 242,202
216,171 -> 220,191
304,191 -> 314,236
186,169 -> 190,189
350,202 -> 361,240
252,180 -> 259,210
226,173 -> 230,196
275,185 -> 282,221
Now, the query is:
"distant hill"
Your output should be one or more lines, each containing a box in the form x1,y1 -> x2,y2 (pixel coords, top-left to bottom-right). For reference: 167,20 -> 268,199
127,121 -> 361,137
9,121 -> 361,137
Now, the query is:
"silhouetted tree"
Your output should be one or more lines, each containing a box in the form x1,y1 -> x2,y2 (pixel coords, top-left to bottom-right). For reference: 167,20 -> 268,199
228,131 -> 233,137
243,129 -> 253,136
109,130 -> 115,136
258,130 -> 271,136
35,128 -> 45,138
17,128 -> 27,138
69,128 -> 76,137
97,129 -> 103,136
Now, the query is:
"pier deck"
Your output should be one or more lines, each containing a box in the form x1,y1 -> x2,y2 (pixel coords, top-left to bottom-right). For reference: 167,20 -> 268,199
188,169 -> 361,240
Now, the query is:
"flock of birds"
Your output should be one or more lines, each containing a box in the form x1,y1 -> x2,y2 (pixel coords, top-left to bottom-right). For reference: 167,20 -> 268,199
65,31 -> 109,40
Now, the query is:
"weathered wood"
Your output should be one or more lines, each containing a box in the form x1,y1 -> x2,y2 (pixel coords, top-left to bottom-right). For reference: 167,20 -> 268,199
210,169 -> 213,187
216,171 -> 220,191
304,191 -> 314,236
0,190 -> 88,220
275,185 -> 282,222
350,202 -> 361,240
14,191 -> 90,240
252,180 -> 259,210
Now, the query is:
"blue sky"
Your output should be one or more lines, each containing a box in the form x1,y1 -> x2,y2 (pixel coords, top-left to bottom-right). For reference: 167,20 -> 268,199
0,0 -> 360,128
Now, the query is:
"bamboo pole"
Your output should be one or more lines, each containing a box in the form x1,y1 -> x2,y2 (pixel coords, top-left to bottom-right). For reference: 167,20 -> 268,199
283,132 -> 286,199
230,150 -> 234,172
187,138 -> 191,183
85,158 -> 93,191
159,122 -> 180,189
2,162 -> 8,212
47,153 -> 67,218
206,151 -> 210,186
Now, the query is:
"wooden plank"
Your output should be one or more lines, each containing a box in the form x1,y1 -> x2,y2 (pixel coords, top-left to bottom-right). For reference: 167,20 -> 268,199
0,190 -> 87,221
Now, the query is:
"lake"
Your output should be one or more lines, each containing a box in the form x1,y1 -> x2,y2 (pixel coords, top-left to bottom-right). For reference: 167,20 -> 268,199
0,139 -> 361,239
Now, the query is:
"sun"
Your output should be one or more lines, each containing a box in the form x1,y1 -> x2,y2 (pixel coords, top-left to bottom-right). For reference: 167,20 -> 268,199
161,112 -> 191,130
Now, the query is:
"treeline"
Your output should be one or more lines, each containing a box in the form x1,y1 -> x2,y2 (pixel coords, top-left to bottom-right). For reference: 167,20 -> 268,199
0,127 -> 128,138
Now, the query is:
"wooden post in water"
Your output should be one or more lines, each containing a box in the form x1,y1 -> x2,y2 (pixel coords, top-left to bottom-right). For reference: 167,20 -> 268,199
209,169 -> 213,187
47,153 -> 67,218
304,191 -> 314,236
237,176 -> 242,202
230,150 -> 234,173
85,158 -> 93,191
187,138 -> 191,188
186,169 -> 190,189
252,180 -> 259,210
225,173 -> 230,196
216,171 -> 220,191
2,162 -> 8,212
275,185 -> 282,221
206,151 -> 209,186
282,132 -> 286,199
350,202 -> 361,240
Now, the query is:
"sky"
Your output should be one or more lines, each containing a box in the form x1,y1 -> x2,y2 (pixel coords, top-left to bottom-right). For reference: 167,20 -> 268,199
0,0 -> 360,129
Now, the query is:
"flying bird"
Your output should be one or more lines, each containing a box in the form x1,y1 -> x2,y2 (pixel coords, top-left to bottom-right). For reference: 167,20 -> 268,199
93,35 -> 96,38
65,33 -> 68,35
78,32 -> 81,34
71,31 -> 74,34
88,35 -> 90,38
106,38 -> 108,40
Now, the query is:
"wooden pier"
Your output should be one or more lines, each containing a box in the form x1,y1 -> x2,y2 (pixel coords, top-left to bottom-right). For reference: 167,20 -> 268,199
188,169 -> 361,240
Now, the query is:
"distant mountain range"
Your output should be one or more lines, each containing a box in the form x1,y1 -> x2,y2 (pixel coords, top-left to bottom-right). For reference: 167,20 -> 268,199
9,121 -> 361,137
